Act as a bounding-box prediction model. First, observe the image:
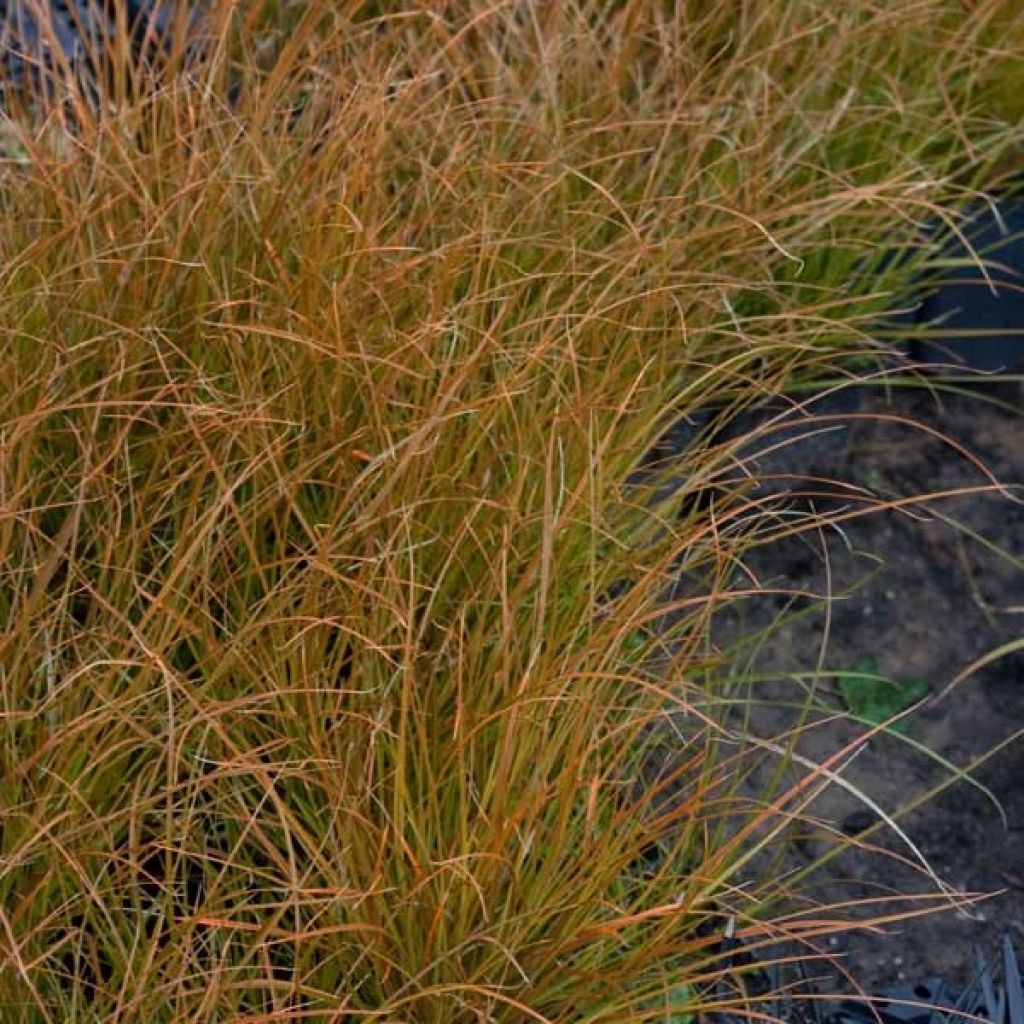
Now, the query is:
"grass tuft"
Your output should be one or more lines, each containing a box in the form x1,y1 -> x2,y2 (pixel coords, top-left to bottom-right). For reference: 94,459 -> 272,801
0,1 -> 1021,1020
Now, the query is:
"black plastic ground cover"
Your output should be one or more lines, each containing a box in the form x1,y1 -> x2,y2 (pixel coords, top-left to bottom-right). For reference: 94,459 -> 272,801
889,197 -> 1024,375
0,0 -> 207,106
699,928 -> 1022,1024
832,935 -> 1023,1024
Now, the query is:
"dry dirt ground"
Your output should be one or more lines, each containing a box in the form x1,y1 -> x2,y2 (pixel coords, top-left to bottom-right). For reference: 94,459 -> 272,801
691,380 -> 1024,1002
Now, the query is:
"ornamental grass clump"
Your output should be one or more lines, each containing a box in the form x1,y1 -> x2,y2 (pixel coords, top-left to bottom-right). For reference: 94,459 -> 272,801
0,2 -> 1021,1021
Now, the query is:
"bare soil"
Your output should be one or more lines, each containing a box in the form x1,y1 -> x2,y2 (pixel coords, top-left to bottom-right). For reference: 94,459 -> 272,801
703,381 -> 1024,998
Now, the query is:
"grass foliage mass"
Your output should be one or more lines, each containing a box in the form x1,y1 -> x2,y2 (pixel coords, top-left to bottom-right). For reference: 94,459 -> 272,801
0,1 -> 1021,1020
